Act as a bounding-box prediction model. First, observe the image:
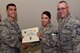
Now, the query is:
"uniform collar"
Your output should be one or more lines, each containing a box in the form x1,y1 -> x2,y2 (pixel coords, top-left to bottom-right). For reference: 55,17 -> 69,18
41,23 -> 52,31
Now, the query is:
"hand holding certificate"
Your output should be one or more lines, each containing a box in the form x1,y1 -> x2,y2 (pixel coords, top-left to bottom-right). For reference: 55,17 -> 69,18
22,27 -> 39,43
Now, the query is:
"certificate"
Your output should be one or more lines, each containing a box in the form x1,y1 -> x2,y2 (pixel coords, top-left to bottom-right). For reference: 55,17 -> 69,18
22,27 -> 39,43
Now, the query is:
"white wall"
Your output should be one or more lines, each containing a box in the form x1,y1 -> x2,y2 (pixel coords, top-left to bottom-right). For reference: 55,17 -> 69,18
0,0 -> 80,30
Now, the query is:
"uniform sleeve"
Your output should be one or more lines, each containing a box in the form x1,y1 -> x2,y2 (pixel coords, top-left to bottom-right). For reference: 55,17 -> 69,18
72,20 -> 80,44
1,26 -> 19,48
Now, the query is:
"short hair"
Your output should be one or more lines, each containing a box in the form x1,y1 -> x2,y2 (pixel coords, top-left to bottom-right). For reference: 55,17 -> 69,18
42,11 -> 51,19
58,1 -> 68,7
59,1 -> 68,4
6,3 -> 16,10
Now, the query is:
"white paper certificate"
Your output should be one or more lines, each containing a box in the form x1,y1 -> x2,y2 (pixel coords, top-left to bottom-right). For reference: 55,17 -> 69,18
22,27 -> 39,43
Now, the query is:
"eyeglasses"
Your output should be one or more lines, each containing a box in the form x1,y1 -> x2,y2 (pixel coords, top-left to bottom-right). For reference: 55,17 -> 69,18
57,7 -> 66,11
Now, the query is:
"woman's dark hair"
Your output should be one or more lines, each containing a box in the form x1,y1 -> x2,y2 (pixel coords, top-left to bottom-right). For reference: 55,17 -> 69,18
42,11 -> 51,19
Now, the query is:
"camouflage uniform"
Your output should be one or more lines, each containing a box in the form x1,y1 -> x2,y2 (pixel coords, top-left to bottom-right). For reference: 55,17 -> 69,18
58,13 -> 80,53
1,18 -> 22,53
39,23 -> 59,53
0,22 -> 2,53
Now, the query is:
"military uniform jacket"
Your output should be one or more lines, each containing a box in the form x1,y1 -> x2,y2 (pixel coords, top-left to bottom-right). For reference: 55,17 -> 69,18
1,18 -> 22,53
39,23 -> 59,53
58,13 -> 80,53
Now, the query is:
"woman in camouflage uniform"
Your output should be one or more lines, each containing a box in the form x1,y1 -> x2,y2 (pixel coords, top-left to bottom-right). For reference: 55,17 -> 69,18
37,11 -> 59,53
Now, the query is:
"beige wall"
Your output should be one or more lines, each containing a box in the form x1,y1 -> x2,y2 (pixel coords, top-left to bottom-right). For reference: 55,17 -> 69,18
0,0 -> 80,30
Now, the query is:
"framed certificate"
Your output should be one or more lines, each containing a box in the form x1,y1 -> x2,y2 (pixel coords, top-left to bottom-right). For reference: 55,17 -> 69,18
22,27 -> 39,43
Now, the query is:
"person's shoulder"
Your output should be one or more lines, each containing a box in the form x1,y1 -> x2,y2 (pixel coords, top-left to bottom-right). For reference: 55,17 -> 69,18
0,19 -> 9,28
50,24 -> 57,28
0,21 -> 5,26
0,22 -> 8,31
69,13 -> 80,23
50,24 -> 58,31
70,13 -> 80,20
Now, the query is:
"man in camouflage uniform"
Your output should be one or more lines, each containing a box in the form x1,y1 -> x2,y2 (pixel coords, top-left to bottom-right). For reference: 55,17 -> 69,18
57,1 -> 80,53
1,3 -> 22,53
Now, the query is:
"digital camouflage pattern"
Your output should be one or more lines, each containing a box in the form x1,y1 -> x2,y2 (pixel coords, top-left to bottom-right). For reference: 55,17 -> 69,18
39,24 -> 59,53
58,13 -> 80,53
1,18 -> 22,53
0,22 -> 3,53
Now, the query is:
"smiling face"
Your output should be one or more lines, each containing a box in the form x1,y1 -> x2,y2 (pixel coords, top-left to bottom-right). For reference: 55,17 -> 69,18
57,2 -> 69,18
41,14 -> 50,27
7,6 -> 17,18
